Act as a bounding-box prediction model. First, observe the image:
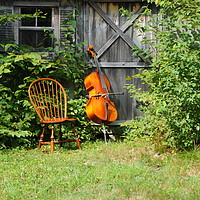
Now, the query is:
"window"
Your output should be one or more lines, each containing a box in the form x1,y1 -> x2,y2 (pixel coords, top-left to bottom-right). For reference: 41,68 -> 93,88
20,7 -> 53,48
13,2 -> 59,50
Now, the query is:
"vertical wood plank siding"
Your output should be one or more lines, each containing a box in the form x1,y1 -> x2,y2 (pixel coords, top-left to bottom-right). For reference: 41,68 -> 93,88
87,2 -> 144,62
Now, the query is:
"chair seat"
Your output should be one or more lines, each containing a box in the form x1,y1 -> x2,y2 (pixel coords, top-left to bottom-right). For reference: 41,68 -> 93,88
40,118 -> 76,124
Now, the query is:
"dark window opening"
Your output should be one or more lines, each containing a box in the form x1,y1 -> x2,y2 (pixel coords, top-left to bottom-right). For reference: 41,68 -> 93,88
19,30 -> 53,48
19,7 -> 53,49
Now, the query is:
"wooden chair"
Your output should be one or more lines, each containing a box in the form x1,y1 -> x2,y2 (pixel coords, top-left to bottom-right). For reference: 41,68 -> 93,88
28,78 -> 81,152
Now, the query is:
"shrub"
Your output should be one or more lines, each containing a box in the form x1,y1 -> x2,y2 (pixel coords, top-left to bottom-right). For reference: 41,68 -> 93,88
122,0 -> 200,151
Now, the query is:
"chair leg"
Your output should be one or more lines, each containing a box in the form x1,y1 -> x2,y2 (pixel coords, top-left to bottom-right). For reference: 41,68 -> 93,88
38,125 -> 45,149
50,125 -> 55,152
71,123 -> 81,149
75,136 -> 81,150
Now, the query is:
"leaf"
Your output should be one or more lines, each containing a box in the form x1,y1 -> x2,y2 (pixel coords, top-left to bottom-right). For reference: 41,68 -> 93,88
3,68 -> 11,73
4,44 -> 17,52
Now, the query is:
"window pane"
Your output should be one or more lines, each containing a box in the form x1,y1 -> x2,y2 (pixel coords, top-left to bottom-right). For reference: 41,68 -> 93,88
38,8 -> 52,27
21,8 -> 36,26
19,30 -> 52,48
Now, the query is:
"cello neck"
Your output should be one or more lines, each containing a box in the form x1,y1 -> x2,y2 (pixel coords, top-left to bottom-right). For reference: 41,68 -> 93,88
88,46 -> 108,93
96,57 -> 108,92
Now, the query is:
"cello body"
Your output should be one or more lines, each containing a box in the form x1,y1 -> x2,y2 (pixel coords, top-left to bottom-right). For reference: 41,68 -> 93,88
84,71 -> 118,124
84,46 -> 118,125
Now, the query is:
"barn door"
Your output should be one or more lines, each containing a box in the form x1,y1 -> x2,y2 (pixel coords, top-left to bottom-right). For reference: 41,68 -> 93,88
84,1 -> 151,123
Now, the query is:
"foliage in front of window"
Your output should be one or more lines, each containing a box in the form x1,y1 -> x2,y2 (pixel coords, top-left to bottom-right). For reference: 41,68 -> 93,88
0,11 -> 41,26
121,0 -> 200,151
0,10 -> 100,149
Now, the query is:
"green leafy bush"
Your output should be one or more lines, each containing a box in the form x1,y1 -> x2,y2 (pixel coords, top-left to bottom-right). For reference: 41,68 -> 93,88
0,51 -> 47,148
122,0 -> 200,151
0,10 -> 100,149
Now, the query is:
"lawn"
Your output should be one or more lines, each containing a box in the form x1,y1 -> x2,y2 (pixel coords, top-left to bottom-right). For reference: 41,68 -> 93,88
0,140 -> 200,200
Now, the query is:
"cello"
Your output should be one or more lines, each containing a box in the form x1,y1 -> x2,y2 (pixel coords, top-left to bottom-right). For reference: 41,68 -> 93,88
84,45 -> 118,125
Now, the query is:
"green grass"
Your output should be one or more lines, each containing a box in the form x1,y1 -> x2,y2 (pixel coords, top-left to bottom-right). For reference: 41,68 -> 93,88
0,140 -> 200,200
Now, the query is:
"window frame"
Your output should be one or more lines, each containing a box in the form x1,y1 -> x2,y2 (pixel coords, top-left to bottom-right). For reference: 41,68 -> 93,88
13,1 -> 60,50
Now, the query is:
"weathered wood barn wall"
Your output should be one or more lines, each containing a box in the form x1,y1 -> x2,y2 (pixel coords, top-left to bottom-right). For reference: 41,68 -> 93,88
0,0 -> 157,124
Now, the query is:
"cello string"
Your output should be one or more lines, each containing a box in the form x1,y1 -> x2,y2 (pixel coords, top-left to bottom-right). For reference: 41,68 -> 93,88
94,54 -> 109,94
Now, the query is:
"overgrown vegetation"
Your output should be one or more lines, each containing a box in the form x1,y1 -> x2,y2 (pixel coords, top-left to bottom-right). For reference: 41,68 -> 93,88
121,0 -> 200,151
1,1 -> 199,151
0,10 -> 100,149
0,141 -> 200,199
0,10 -> 41,26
